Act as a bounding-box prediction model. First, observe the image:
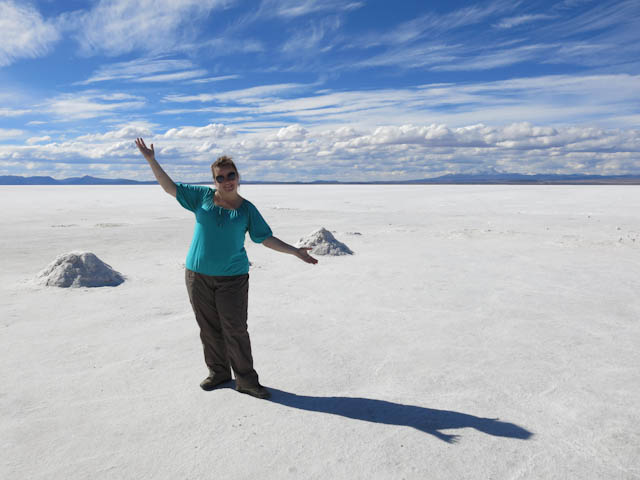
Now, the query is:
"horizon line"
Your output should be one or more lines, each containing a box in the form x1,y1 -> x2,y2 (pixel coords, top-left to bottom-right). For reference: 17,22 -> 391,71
2,173 -> 640,186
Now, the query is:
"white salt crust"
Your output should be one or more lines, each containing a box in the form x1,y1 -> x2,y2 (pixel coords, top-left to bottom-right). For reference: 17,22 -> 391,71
295,227 -> 354,256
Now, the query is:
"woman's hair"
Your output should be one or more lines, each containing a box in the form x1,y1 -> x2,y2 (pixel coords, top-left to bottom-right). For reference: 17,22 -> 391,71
211,155 -> 240,181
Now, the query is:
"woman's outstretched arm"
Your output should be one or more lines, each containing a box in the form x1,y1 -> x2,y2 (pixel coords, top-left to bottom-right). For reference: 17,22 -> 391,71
262,236 -> 318,264
135,137 -> 177,197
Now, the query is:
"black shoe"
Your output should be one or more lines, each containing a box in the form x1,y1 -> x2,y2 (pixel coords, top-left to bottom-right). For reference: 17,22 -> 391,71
200,373 -> 232,391
236,384 -> 271,399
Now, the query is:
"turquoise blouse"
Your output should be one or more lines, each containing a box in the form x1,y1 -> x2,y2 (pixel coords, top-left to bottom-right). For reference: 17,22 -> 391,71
176,182 -> 272,276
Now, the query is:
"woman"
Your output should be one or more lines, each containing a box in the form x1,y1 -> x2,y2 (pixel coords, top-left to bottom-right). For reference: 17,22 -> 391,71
135,138 -> 317,400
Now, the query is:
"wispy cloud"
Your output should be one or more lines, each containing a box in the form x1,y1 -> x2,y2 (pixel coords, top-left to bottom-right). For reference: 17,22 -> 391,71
78,58 -> 199,84
158,74 -> 640,130
164,83 -> 310,103
494,14 -> 555,29
281,16 -> 342,53
0,107 -> 31,117
44,91 -> 146,120
533,0 -> 640,68
0,128 -> 23,139
218,0 -> 360,66
0,0 -> 60,67
355,0 -> 517,49
545,0 -> 639,37
188,75 -> 241,84
341,1 -> 528,72
186,37 -> 265,56
432,44 -> 550,71
69,0 -> 234,57
26,135 -> 52,145
260,0 -> 363,19
346,0 -> 639,74
353,43 -> 462,69
133,70 -> 208,83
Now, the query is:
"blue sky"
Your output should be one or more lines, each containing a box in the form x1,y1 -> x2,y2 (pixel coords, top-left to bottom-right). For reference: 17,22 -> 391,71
0,0 -> 639,181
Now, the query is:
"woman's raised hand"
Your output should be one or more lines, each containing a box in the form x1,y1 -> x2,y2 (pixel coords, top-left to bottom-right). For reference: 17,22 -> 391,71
296,247 -> 318,264
135,137 -> 155,163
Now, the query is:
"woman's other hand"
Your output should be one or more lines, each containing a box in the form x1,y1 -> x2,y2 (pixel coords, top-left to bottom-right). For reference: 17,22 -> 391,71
135,137 -> 155,163
296,247 -> 318,264
262,236 -> 318,264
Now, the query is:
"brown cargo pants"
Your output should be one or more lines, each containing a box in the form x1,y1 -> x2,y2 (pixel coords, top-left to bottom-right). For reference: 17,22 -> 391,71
185,269 -> 260,388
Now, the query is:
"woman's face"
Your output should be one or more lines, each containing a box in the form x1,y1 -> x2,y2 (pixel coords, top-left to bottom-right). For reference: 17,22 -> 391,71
214,166 -> 238,194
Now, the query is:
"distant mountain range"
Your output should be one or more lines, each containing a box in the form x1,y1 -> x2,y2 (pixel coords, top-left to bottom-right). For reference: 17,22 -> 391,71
2,173 -> 640,185
0,175 -> 152,185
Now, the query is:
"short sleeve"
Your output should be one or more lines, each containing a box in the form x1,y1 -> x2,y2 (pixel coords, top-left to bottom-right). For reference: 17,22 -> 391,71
246,202 -> 273,243
175,182 -> 209,212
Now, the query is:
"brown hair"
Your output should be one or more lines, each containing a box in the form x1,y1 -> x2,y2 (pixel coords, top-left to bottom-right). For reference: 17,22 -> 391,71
211,155 -> 240,181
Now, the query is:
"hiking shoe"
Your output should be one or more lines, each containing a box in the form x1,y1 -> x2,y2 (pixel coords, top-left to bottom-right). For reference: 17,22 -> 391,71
200,373 -> 232,391
236,384 -> 271,399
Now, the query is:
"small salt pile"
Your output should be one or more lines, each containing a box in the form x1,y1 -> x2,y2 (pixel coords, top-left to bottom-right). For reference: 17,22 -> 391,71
35,252 -> 125,288
296,227 -> 353,256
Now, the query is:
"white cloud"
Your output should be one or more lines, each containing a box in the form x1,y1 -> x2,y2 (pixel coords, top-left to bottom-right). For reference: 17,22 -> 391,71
0,1 -> 60,66
432,44 -> 549,71
5,120 -> 640,180
494,14 -> 555,29
158,74 -> 640,132
190,37 -> 265,55
71,0 -> 233,57
500,122 -> 557,140
97,93 -> 142,101
323,123 -> 640,156
164,83 -> 308,103
161,123 -> 234,139
26,135 -> 51,145
352,43 -> 460,69
261,0 -> 363,18
45,91 -> 146,120
189,75 -> 241,84
281,16 -> 342,54
76,123 -> 154,141
322,126 -> 362,140
133,70 -> 208,83
0,107 -> 31,117
355,0 -> 516,49
0,128 -> 23,139
273,124 -> 308,141
546,0 -> 639,37
79,58 -> 198,84
353,40 -> 551,72
344,0 -> 639,74
163,94 -> 217,103
521,0 -> 640,67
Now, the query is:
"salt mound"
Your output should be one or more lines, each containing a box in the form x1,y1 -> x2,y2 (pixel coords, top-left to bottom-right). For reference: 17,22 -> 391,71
36,252 -> 125,288
296,227 -> 353,256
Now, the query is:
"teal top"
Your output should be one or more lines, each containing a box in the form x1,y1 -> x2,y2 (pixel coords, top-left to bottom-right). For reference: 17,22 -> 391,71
176,182 -> 272,276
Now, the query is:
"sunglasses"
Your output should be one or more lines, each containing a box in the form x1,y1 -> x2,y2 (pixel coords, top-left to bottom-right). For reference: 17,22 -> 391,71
215,171 -> 237,183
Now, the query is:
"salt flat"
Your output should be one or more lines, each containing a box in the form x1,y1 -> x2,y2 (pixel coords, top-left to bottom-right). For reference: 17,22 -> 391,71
1,185 -> 639,479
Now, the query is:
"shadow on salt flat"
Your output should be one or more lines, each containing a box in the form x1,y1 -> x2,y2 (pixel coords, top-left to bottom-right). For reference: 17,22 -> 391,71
221,385 -> 533,443
265,389 -> 532,444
